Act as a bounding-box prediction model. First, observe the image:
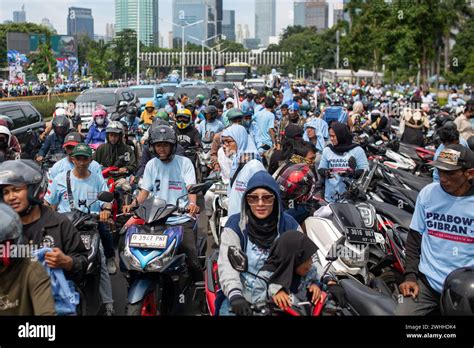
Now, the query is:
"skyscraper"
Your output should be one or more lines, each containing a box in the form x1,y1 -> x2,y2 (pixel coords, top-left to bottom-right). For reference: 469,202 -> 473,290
222,10 -> 235,42
67,7 -> 94,39
13,5 -> 26,23
294,0 -> 328,31
236,24 -> 243,43
41,18 -> 56,33
106,23 -> 115,40
255,0 -> 276,47
115,0 -> 159,47
172,0 -> 222,48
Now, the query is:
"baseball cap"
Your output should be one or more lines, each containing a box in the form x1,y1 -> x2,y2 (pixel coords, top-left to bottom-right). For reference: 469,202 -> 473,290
71,143 -> 93,158
289,102 -> 300,112
63,132 -> 82,148
429,144 -> 474,171
284,124 -> 304,139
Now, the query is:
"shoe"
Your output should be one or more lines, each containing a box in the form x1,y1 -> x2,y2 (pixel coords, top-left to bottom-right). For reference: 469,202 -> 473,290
104,303 -> 115,316
107,257 -> 117,275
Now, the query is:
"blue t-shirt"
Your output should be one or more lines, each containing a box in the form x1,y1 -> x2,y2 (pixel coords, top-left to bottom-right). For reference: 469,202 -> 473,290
140,155 -> 196,225
432,138 -> 469,182
254,110 -> 275,151
45,171 -> 108,214
241,100 -> 255,115
410,182 -> 474,293
227,159 -> 266,217
49,157 -> 103,181
318,146 -> 369,202
197,120 -> 225,142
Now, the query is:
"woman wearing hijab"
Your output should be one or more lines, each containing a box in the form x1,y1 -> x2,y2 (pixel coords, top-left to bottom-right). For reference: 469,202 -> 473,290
217,171 -> 301,316
399,108 -> 429,146
318,122 -> 369,202
221,124 -> 265,217
258,231 -> 340,310
350,101 -> 369,132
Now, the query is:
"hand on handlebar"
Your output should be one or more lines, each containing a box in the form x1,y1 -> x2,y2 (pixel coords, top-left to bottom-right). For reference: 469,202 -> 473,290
272,289 -> 291,310
308,284 -> 322,304
399,281 -> 419,299
187,202 -> 200,216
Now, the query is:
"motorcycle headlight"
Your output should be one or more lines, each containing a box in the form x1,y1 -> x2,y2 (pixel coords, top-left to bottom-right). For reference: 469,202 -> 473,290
145,239 -> 177,271
340,244 -> 369,268
124,244 -> 142,270
356,203 -> 375,228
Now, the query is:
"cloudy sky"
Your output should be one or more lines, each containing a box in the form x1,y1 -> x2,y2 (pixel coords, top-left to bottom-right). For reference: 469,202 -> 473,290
0,0 -> 297,46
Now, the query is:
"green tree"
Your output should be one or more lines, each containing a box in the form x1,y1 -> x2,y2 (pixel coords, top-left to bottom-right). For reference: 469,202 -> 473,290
0,22 -> 52,67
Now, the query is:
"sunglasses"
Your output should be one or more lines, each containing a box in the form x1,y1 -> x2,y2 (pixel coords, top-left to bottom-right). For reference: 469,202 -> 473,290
222,139 -> 235,146
246,194 -> 275,205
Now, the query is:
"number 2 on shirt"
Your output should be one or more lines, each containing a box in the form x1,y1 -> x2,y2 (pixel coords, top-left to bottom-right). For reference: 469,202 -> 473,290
155,179 -> 161,192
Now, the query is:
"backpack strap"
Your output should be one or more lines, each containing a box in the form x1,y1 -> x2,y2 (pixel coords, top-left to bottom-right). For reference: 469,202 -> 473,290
66,170 -> 75,210
230,162 -> 245,188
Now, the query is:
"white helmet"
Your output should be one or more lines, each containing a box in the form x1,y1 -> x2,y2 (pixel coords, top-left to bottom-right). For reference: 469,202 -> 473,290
0,125 -> 11,146
455,106 -> 465,116
55,102 -> 67,109
55,108 -> 67,117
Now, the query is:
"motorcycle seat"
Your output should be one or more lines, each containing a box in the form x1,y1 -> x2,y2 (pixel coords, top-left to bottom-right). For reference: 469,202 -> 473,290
368,200 -> 412,230
340,278 -> 396,315
390,168 -> 432,191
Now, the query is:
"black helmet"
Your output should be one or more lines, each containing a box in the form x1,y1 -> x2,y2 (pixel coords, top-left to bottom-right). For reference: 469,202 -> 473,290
149,125 -> 177,160
276,163 -> 315,203
0,160 -> 46,207
0,115 -> 14,130
52,115 -> 70,136
441,267 -> 474,316
205,105 -> 218,120
0,202 -> 23,267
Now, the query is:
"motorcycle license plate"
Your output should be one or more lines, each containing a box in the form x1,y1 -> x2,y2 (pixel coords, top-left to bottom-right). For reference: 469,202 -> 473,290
81,234 -> 91,250
344,226 -> 377,244
130,234 -> 168,249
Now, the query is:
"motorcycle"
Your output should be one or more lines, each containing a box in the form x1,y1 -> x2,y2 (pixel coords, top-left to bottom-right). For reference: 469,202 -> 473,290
196,138 -> 213,183
119,183 -> 211,316
208,178 -> 228,246
63,191 -> 114,315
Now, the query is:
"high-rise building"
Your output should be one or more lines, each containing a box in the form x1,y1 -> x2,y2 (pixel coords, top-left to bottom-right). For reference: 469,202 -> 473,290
255,0 -> 276,47
41,18 -> 56,33
13,5 -> 26,23
294,0 -> 328,31
115,0 -> 159,47
172,0 -> 222,48
67,7 -> 94,39
106,23 -> 115,40
222,10 -> 235,42
236,24 -> 243,43
243,24 -> 250,40
328,0 -> 349,28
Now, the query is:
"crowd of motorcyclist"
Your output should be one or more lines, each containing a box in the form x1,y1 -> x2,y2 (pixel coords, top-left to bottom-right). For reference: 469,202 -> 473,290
0,78 -> 473,317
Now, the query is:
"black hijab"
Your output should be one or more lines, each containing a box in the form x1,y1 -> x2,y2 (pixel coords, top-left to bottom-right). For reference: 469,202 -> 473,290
245,187 -> 279,250
261,231 -> 318,292
329,122 -> 359,155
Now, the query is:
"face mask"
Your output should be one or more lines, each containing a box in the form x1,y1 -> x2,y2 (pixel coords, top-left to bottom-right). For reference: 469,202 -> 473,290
96,118 -> 105,126
243,120 -> 251,128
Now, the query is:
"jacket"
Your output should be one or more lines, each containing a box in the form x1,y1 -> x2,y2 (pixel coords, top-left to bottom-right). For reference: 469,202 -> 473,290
93,141 -> 137,174
38,133 -> 65,157
22,205 -> 88,283
85,124 -> 107,145
217,171 -> 300,307
0,258 -> 56,315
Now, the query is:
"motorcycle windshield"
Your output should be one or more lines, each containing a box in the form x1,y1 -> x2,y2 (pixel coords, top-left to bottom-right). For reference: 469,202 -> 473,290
329,203 -> 365,231
135,197 -> 177,224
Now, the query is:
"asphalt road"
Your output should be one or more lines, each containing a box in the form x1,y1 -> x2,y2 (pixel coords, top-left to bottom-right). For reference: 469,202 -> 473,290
110,193 -> 216,315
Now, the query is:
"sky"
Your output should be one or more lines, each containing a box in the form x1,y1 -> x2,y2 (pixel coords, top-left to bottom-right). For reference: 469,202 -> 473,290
0,0 -> 297,47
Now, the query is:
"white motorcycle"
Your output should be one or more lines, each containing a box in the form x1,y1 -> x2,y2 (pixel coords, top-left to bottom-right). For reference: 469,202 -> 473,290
208,181 -> 228,246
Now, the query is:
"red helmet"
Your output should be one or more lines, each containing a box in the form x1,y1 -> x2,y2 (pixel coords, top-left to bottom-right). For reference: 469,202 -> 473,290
276,163 -> 315,202
92,109 -> 107,118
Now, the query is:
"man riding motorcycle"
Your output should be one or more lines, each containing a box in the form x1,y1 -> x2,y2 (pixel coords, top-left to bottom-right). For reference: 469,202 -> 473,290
174,108 -> 201,164
0,126 -> 20,161
36,115 -> 71,162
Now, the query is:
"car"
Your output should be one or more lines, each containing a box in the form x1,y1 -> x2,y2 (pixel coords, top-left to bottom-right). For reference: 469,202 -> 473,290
130,85 -> 165,111
174,86 -> 212,104
75,87 -> 140,131
0,101 -> 45,159
178,80 -> 207,88
244,79 -> 266,93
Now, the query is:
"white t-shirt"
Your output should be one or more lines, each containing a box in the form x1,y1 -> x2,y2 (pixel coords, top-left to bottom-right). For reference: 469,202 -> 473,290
140,155 -> 196,225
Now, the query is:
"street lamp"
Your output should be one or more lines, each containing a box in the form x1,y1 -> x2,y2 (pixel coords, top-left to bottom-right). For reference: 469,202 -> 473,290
136,0 -> 140,84
188,34 -> 222,79
159,17 -> 204,81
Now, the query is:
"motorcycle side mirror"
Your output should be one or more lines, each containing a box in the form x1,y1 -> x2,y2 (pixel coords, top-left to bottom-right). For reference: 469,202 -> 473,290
348,156 -> 357,170
375,140 -> 384,146
228,246 -> 248,273
97,191 -> 114,203
119,101 -> 128,108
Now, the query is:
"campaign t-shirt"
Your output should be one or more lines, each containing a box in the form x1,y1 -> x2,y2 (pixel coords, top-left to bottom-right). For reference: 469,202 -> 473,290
432,138 -> 469,182
197,120 -> 225,142
318,146 -> 369,202
254,110 -> 275,151
410,183 -> 474,293
140,155 -> 196,225
45,171 -> 108,214
49,157 -> 103,180
227,160 -> 266,217
241,100 -> 255,115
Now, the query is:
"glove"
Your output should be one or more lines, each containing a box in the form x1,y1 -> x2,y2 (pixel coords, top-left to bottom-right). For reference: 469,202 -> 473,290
327,284 -> 346,307
230,295 -> 252,316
